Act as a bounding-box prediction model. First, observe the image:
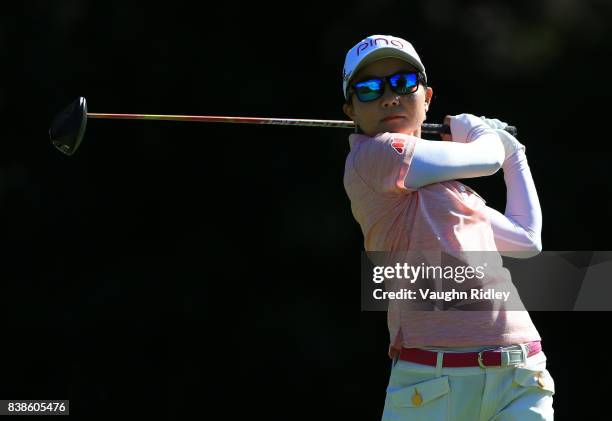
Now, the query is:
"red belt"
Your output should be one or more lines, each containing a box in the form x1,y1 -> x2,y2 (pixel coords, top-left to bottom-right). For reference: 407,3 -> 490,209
399,340 -> 541,368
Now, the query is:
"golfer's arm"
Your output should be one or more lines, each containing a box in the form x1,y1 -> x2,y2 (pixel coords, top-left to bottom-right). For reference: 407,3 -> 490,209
485,149 -> 543,258
404,133 -> 505,190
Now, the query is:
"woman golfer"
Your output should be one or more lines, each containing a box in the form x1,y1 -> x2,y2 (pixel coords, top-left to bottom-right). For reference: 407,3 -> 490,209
342,35 -> 555,420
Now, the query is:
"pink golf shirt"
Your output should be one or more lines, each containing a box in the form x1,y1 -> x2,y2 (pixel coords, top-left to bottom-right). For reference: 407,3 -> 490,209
343,132 -> 541,349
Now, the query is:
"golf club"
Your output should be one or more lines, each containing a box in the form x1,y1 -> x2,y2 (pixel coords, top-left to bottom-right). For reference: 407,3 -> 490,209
49,97 -> 518,156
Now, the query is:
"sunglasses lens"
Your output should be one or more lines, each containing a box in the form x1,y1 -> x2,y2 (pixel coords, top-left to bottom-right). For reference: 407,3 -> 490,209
390,72 -> 419,94
353,79 -> 383,102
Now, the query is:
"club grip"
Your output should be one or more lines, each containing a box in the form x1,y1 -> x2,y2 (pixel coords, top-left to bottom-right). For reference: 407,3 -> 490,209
423,123 -> 518,137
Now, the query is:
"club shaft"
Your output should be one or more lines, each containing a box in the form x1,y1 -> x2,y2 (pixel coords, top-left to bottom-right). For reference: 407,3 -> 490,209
87,113 -> 517,136
87,113 -> 355,128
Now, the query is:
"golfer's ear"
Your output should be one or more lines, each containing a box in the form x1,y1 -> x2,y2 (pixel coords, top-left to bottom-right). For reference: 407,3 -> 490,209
343,102 -> 355,120
425,87 -> 433,110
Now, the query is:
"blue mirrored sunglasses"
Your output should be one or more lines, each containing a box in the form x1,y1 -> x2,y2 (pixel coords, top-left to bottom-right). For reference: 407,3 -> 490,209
349,71 -> 425,102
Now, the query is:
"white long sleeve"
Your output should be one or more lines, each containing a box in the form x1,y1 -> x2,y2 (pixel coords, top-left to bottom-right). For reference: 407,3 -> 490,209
403,134 -> 505,189
485,148 -> 543,258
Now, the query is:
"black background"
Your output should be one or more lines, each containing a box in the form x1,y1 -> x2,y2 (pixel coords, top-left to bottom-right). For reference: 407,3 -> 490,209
3,0 -> 612,419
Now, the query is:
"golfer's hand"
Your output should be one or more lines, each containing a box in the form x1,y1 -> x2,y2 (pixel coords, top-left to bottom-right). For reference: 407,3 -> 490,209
441,113 -> 491,143
480,115 -> 527,160
479,116 -> 508,130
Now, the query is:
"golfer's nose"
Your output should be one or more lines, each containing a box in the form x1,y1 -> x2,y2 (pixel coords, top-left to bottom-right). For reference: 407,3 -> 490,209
381,85 -> 400,108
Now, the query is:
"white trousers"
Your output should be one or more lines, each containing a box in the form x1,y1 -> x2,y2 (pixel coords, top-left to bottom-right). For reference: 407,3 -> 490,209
382,344 -> 555,420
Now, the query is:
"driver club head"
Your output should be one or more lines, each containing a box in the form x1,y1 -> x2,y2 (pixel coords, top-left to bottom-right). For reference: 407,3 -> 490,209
49,96 -> 88,156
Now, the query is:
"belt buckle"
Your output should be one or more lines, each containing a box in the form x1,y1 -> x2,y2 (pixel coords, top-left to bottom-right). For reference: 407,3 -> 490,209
477,346 -> 503,368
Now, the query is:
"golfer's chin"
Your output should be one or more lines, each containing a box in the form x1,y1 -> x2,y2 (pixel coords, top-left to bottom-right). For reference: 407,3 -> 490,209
378,118 -> 415,136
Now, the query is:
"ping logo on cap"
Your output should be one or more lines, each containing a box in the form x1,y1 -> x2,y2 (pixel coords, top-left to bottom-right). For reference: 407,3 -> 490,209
356,37 -> 405,56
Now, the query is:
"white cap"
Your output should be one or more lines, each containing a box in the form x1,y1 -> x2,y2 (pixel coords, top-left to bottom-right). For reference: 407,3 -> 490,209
342,35 -> 427,100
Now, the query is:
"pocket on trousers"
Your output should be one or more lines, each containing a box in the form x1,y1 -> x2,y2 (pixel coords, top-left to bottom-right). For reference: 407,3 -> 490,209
513,366 -> 556,396
388,375 -> 450,418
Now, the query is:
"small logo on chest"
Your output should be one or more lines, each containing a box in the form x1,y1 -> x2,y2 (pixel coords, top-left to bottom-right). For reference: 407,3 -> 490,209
391,139 -> 405,154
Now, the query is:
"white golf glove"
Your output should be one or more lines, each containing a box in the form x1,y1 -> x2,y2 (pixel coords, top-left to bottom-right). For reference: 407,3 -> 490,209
480,115 -> 526,160
448,113 -> 492,143
479,116 -> 508,130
